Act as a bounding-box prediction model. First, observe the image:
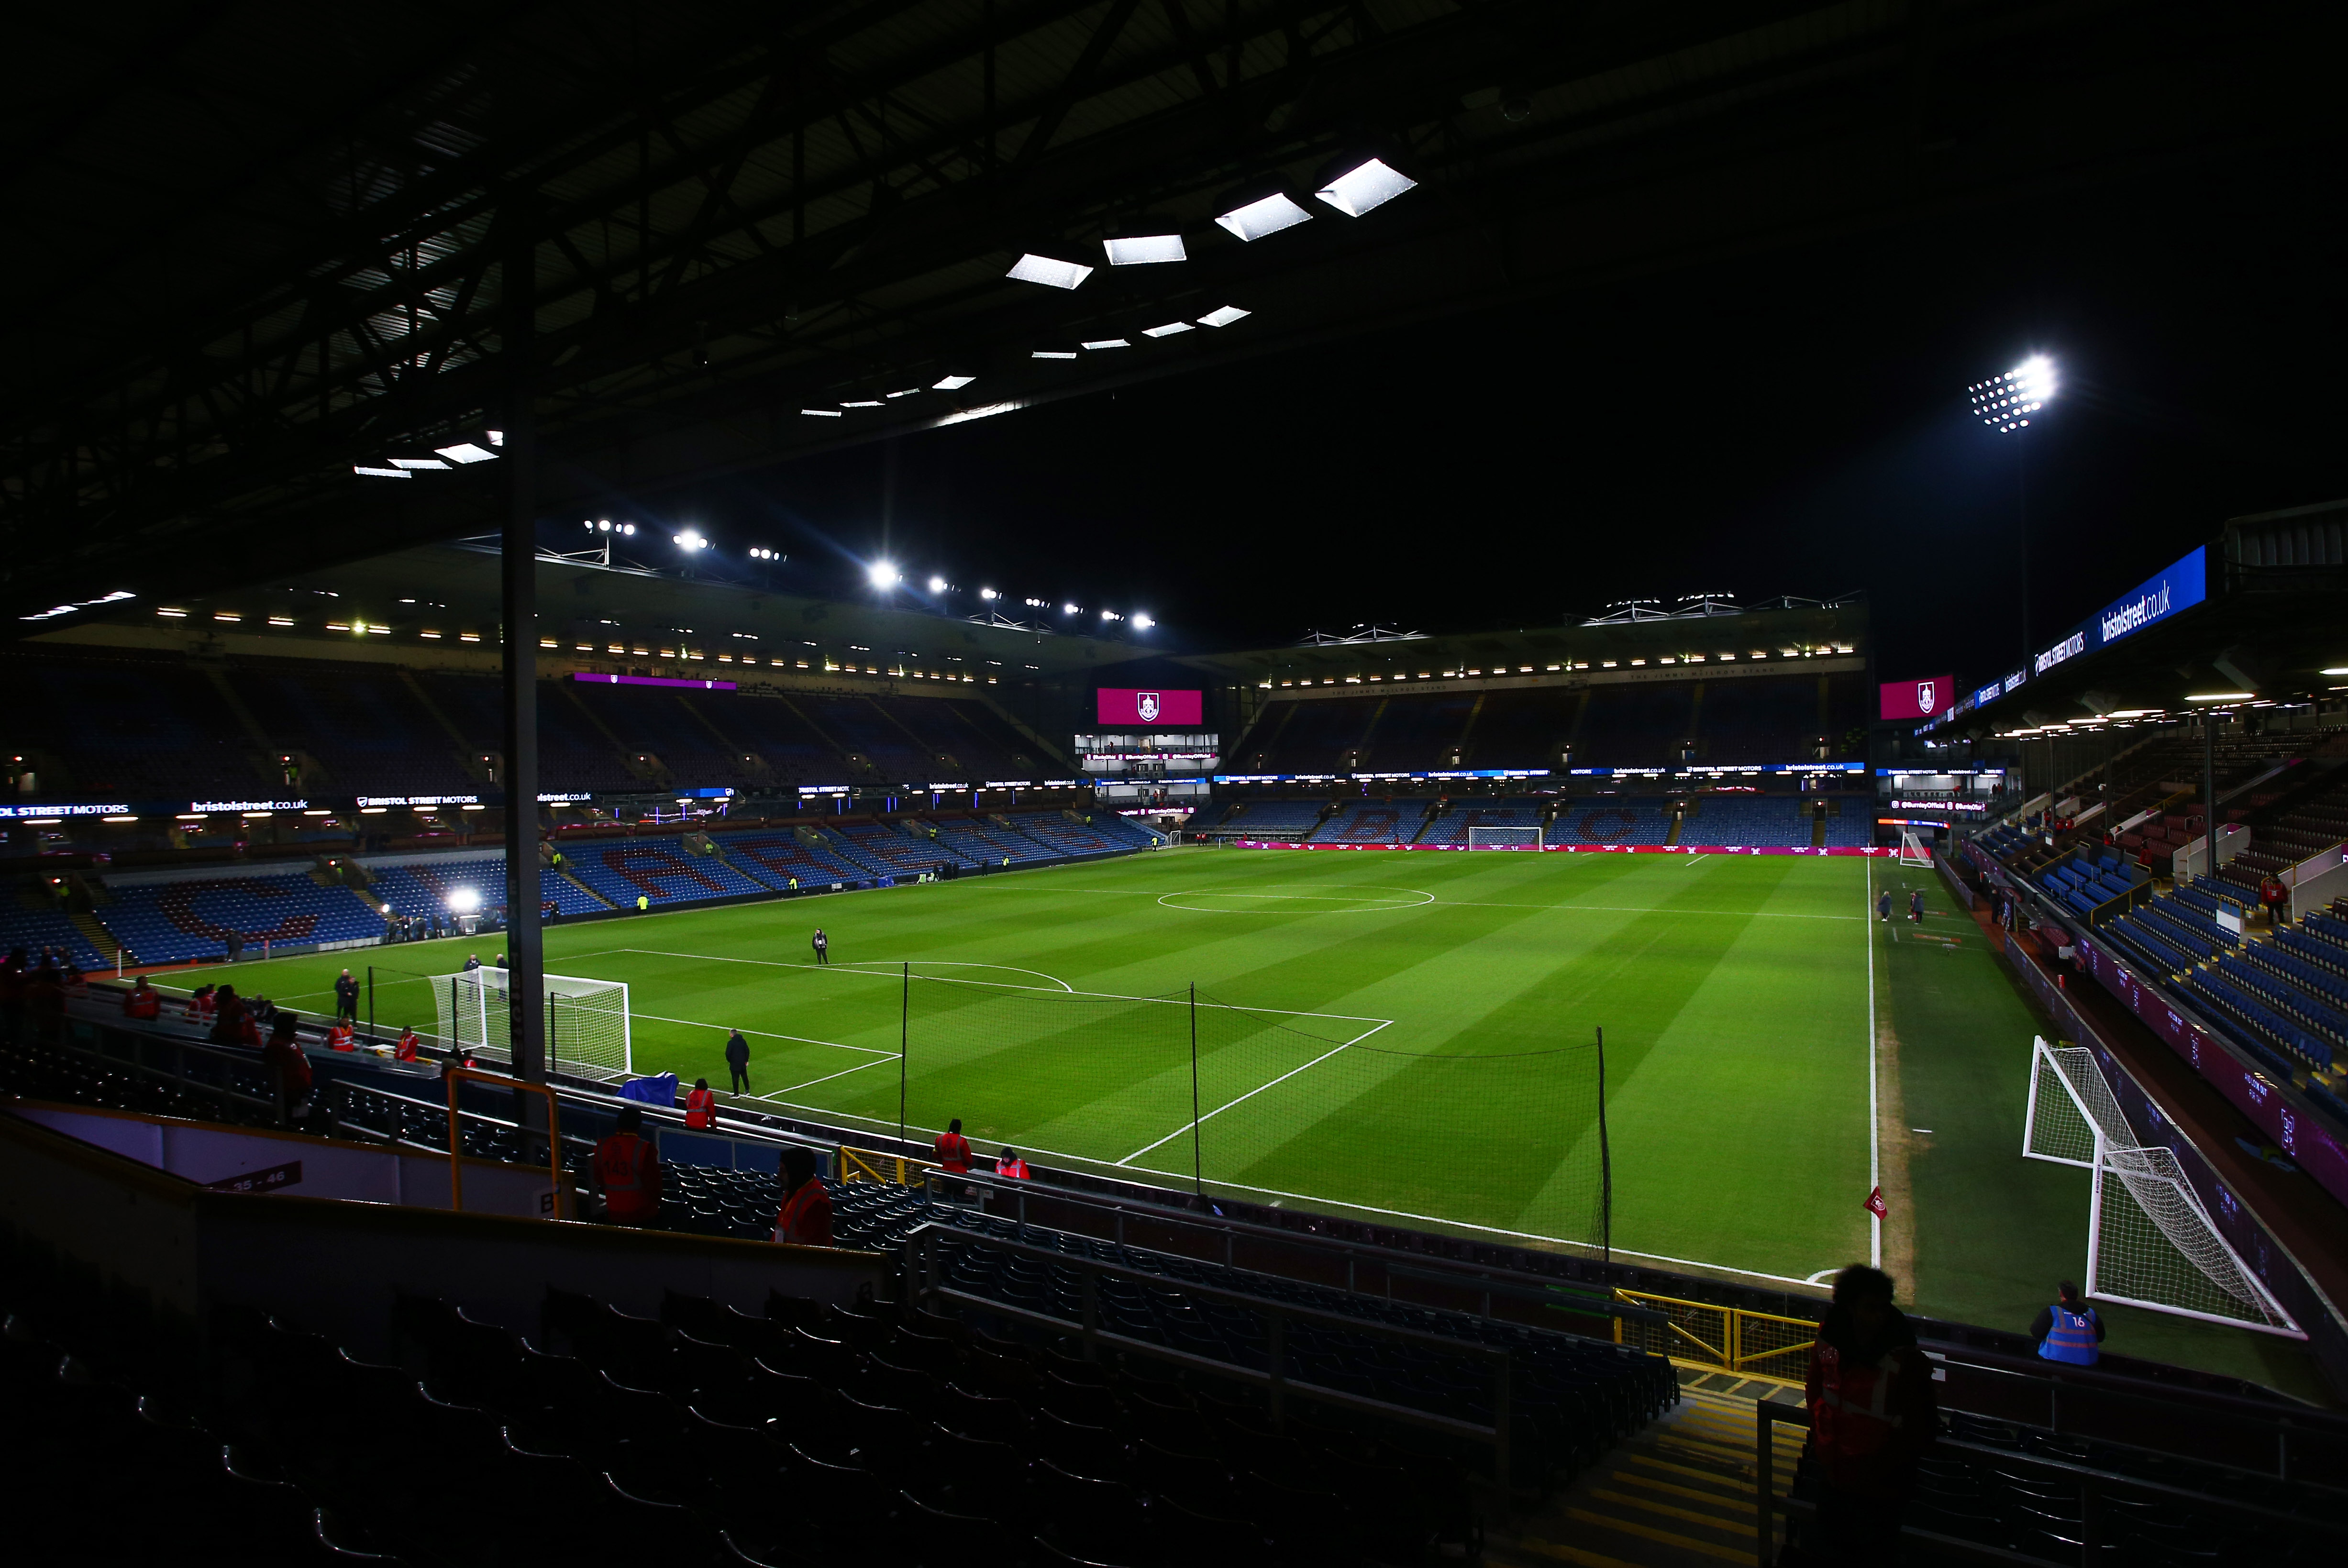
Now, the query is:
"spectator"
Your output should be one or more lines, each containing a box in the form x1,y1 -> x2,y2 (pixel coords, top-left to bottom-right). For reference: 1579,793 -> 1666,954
122,976 -> 161,1021
0,947 -> 25,1048
2259,874 -> 2289,927
2030,1282 -> 2104,1366
772,1146 -> 833,1247
725,1028 -> 751,1093
1797,1265 -> 1936,1564
810,927 -> 829,966
333,969 -> 360,1024
26,954 -> 65,1046
591,1105 -> 662,1226
262,1014 -> 314,1120
209,985 -> 260,1048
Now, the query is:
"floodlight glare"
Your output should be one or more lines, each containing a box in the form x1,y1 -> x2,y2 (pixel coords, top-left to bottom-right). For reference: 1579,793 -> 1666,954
801,408 -> 843,417
1006,253 -> 1093,289
673,531 -> 708,551
1196,305 -> 1252,328
598,519 -> 612,531
1314,157 -> 1417,217
1103,233 -> 1186,266
1968,354 -> 2058,434
1132,614 -> 1154,630
622,524 -> 636,536
2185,692 -> 2254,702
842,399 -> 884,408
1063,603 -> 1079,616
354,466 -> 410,478
979,588 -> 999,600
928,575 -> 949,593
1141,321 -> 1195,338
932,373 -> 976,390
1215,192 -> 1313,242
868,562 -> 902,589
446,887 -> 482,915
389,457 -> 448,470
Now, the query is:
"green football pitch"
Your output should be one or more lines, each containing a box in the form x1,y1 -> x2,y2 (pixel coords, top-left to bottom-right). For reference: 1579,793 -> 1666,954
196,847 -> 1882,1289
180,844 -> 2329,1394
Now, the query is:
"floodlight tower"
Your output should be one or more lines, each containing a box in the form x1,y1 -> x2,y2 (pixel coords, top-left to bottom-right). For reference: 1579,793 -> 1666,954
1967,355 -> 2057,661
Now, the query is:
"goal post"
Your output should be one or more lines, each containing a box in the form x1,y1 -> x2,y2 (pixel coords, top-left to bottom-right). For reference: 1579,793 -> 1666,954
1466,825 -> 1543,850
1895,828 -> 1933,867
2023,1038 -> 2302,1336
432,970 -> 633,1082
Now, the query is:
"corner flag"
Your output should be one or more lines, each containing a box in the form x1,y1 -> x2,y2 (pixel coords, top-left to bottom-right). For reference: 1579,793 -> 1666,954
1865,1185 -> 1888,1220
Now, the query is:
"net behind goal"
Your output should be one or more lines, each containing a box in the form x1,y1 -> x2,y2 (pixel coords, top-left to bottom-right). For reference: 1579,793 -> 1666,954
2023,1038 -> 2300,1336
433,971 -> 632,1081
1466,826 -> 1543,850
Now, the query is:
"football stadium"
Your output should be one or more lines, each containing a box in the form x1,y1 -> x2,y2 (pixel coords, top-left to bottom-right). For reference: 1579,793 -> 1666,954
6,8 -> 2348,1566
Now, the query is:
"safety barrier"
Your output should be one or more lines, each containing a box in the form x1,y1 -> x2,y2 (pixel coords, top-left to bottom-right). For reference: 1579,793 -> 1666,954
838,1144 -> 937,1185
1612,1288 -> 1816,1381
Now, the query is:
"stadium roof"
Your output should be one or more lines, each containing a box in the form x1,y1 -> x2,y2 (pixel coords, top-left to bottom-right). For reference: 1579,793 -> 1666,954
7,1 -> 2330,636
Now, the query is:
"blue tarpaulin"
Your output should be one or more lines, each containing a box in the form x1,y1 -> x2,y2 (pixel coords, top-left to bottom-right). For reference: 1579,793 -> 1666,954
618,1072 -> 677,1107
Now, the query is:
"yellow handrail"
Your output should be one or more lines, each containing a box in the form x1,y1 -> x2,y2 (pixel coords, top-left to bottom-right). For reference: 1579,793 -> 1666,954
1611,1287 -> 1817,1381
444,1066 -> 565,1219
838,1144 -> 939,1185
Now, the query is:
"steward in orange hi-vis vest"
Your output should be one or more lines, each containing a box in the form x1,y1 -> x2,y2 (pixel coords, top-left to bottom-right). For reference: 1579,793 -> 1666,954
772,1147 -> 832,1246
684,1080 -> 716,1129
934,1119 -> 972,1173
1799,1267 -> 1937,1561
593,1107 -> 663,1225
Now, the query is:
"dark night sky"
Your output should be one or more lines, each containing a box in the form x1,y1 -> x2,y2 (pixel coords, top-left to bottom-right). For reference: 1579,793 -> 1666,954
638,161 -> 2348,690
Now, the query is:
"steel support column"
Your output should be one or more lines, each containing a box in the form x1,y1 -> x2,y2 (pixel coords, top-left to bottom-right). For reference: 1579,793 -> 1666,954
501,217 -> 547,1104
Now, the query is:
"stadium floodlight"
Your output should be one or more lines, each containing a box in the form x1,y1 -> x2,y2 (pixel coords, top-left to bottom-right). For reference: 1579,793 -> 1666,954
434,442 -> 498,464
1131,613 -> 1153,629
1142,321 -> 1195,338
354,466 -> 410,478
2185,692 -> 2254,702
869,562 -> 902,590
928,575 -> 949,593
1215,190 -> 1313,242
1063,603 -> 1080,616
622,524 -> 636,536
1196,305 -> 1252,327
1103,232 -> 1186,265
2322,666 -> 2348,676
1006,252 -> 1093,289
842,399 -> 884,408
932,372 -> 977,390
979,588 -> 999,600
673,530 -> 708,551
1314,156 -> 1417,217
446,887 -> 482,914
1968,354 -> 2057,434
1081,338 -> 1130,350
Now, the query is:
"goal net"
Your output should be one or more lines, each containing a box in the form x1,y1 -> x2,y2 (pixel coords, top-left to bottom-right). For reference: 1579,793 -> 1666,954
2023,1038 -> 2301,1336
1896,828 -> 1933,867
432,970 -> 633,1082
1466,826 -> 1543,850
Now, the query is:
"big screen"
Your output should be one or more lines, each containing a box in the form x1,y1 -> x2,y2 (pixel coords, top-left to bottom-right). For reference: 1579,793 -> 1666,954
1097,688 -> 1202,726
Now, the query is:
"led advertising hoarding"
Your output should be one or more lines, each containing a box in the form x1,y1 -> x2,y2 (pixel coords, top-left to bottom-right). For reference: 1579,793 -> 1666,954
1096,688 -> 1202,726
1879,674 -> 1956,722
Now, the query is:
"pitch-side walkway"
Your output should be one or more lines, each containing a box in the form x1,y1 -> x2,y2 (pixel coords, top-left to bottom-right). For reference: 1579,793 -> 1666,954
1486,1370 -> 1805,1568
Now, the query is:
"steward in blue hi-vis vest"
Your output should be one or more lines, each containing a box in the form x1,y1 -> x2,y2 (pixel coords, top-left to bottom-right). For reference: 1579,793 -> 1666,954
2038,1302 -> 2101,1365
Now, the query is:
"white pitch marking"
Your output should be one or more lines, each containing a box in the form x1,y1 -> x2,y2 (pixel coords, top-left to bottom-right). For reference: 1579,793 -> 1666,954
625,1011 -> 897,1057
1156,886 -> 1436,914
613,950 -> 1075,992
760,1054 -> 897,1096
1114,1019 -> 1392,1165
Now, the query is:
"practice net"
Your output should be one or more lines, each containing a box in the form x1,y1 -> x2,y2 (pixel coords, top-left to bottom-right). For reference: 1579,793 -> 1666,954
432,970 -> 632,1081
2023,1038 -> 2300,1335
1466,826 -> 1543,850
855,972 -> 1611,1255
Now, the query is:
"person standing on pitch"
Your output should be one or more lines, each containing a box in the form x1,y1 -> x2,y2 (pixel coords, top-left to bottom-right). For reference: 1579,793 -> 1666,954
2030,1282 -> 2104,1365
1877,889 -> 1892,923
1909,889 -> 1925,924
333,969 -> 360,1024
810,927 -> 829,966
725,1027 -> 751,1093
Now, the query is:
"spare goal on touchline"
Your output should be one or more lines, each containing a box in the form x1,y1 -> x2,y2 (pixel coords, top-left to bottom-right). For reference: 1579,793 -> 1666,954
1466,826 -> 1543,849
433,970 -> 632,1080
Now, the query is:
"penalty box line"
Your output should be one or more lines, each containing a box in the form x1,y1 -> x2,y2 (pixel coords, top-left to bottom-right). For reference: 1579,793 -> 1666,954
1115,1018 -> 1393,1166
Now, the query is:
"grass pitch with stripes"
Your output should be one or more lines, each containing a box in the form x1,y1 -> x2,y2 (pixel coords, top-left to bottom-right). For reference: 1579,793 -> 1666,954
217,846 -> 1874,1286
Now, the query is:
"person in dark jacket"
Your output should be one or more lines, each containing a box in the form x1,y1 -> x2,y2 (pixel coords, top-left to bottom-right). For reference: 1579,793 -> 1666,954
1794,1265 -> 1937,1565
724,1028 -> 751,1093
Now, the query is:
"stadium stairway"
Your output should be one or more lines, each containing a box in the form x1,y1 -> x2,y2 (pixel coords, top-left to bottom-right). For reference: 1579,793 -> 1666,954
1487,1378 -> 1803,1568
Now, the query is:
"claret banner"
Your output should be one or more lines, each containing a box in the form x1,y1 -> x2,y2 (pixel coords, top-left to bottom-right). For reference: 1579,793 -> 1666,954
1097,688 -> 1201,726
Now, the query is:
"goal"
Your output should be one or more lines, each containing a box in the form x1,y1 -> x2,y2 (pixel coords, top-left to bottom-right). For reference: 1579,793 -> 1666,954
433,970 -> 633,1082
2023,1038 -> 2301,1336
1466,826 -> 1543,850
1895,828 -> 1933,867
